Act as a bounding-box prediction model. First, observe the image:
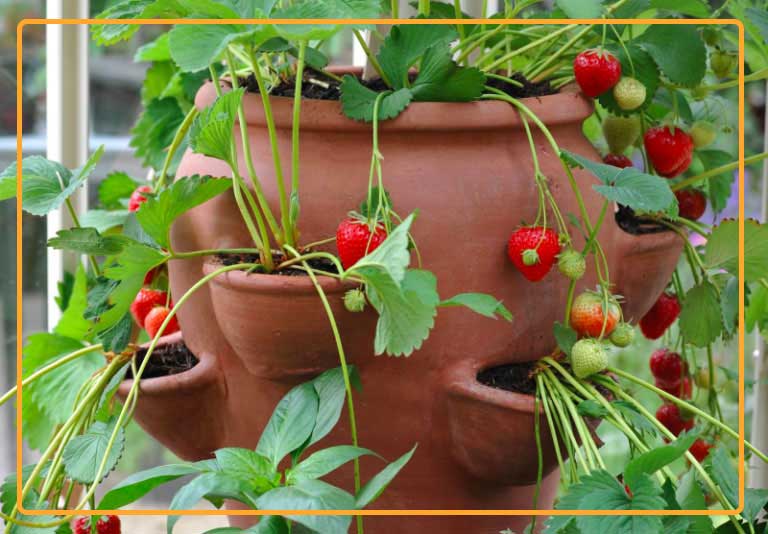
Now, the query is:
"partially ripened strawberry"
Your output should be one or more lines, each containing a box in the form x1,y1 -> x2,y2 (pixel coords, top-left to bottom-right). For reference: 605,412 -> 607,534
675,189 -> 707,220
656,404 -> 694,436
570,291 -> 620,338
73,515 -> 121,534
336,218 -> 388,270
128,185 -> 152,212
603,154 -> 633,168
602,115 -> 641,154
640,292 -> 681,339
656,375 -> 693,400
130,288 -> 167,328
643,126 -> 694,178
144,306 -> 180,339
573,50 -> 622,97
613,77 -> 646,111
507,226 -> 561,282
689,439 -> 713,462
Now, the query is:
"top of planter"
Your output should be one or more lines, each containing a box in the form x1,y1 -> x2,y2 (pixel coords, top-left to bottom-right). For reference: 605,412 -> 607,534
195,75 -> 593,133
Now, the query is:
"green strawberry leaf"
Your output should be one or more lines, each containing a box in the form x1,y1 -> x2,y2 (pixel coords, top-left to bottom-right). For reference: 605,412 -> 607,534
98,171 -> 138,209
553,322 -> 578,357
309,366 -> 360,447
1,147 -> 104,216
378,24 -> 457,90
598,43 -> 659,117
576,400 -> 608,418
347,212 -> 415,283
272,0 -> 379,41
130,97 -> 185,171
257,382 -> 319,469
169,24 -> 265,73
410,46 -> 486,102
623,430 -> 699,489
214,448 -> 277,493
635,25 -> 707,87
48,227 -> 132,256
62,417 -> 125,484
696,150 -> 733,214
679,281 -> 723,347
675,471 -> 712,532
22,334 -> 103,427
706,447 -> 738,506
743,488 -> 768,525
650,0 -> 709,17
439,293 -> 513,321
168,473 -> 253,534
80,209 -> 131,233
556,0 -> 603,18
99,463 -> 208,509
288,445 -> 377,484
257,480 -> 354,534
190,89 -> 245,164
340,76 -> 413,122
97,313 -> 134,353
136,175 -> 233,248
362,268 -> 439,356
53,265 -> 92,341
356,445 -> 417,508
92,0 -> 160,46
706,220 -> 768,284
562,149 -> 674,212
135,32 -> 172,62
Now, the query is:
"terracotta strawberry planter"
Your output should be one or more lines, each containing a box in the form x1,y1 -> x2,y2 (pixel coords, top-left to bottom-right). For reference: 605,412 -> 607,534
121,77 -> 683,533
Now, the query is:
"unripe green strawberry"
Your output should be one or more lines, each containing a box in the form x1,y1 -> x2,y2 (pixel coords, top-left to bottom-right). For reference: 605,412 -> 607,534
613,77 -> 646,111
691,86 -> 709,100
344,288 -> 366,313
557,248 -> 586,280
602,115 -> 641,154
609,322 -> 634,348
690,120 -> 717,148
571,339 -> 608,379
710,50 -> 736,78
701,27 -> 720,46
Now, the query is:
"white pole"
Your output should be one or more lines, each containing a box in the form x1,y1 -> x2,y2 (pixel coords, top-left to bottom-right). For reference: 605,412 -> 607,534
45,0 -> 89,330
748,81 -> 768,489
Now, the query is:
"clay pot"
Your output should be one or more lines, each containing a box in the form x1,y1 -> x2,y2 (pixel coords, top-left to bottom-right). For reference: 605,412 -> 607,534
121,77 -> 683,533
203,260 -> 376,379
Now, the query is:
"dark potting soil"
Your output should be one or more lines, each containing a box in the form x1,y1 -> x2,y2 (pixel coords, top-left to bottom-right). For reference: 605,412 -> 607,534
128,341 -> 199,380
235,69 -> 558,101
615,204 -> 671,235
477,361 -> 538,395
214,253 -> 339,276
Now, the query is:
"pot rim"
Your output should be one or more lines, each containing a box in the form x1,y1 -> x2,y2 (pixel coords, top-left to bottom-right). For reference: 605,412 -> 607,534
196,70 -> 593,132
117,331 -> 221,396
443,357 -> 539,414
202,258 -> 357,295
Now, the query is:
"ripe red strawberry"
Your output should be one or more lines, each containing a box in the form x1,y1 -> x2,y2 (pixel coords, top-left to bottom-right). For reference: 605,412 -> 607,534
643,126 -> 694,178
507,226 -> 560,282
144,306 -> 180,339
336,218 -> 388,270
603,154 -> 633,168
573,50 -> 622,97
73,515 -> 121,534
570,291 -> 620,338
639,292 -> 681,339
675,189 -> 707,221
656,375 -> 693,400
128,185 -> 152,212
689,439 -> 713,462
656,404 -> 694,436
649,348 -> 686,382
130,288 -> 167,328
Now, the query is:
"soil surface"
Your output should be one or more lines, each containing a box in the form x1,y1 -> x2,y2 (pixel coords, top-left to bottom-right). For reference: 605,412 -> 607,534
213,253 -> 339,276
615,205 -> 671,235
128,342 -> 199,380
236,69 -> 558,101
477,361 -> 538,395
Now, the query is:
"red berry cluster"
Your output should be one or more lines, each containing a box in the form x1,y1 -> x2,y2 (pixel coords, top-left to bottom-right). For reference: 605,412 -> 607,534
73,516 -> 121,534
651,349 -> 713,462
130,289 -> 179,340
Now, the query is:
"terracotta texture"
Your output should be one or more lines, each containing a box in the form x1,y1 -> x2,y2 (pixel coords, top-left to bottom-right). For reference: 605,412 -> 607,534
122,79 -> 683,533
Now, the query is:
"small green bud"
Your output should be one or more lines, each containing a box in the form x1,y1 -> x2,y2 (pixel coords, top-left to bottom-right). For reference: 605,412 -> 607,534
343,288 -> 366,313
609,322 -> 635,348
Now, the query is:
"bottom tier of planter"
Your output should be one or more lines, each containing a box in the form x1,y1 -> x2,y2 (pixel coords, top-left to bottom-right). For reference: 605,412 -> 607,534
121,334 -> 567,533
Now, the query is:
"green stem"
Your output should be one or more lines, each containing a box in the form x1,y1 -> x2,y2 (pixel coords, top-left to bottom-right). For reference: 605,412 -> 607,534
352,30 -> 391,87
289,41 -> 307,246
247,49 -> 291,246
536,374 -> 567,478
609,367 -> 768,463
0,344 -> 103,408
156,106 -> 198,191
527,25 -> 594,81
298,253 -> 363,534
483,25 -> 578,72
672,151 -> 768,191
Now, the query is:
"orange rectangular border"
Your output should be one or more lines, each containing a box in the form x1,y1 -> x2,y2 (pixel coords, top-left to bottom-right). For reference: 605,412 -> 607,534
15,17 -> 746,518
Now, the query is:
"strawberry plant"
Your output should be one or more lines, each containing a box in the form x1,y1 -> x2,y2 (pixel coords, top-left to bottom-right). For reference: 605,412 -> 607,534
1,2 -> 768,533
